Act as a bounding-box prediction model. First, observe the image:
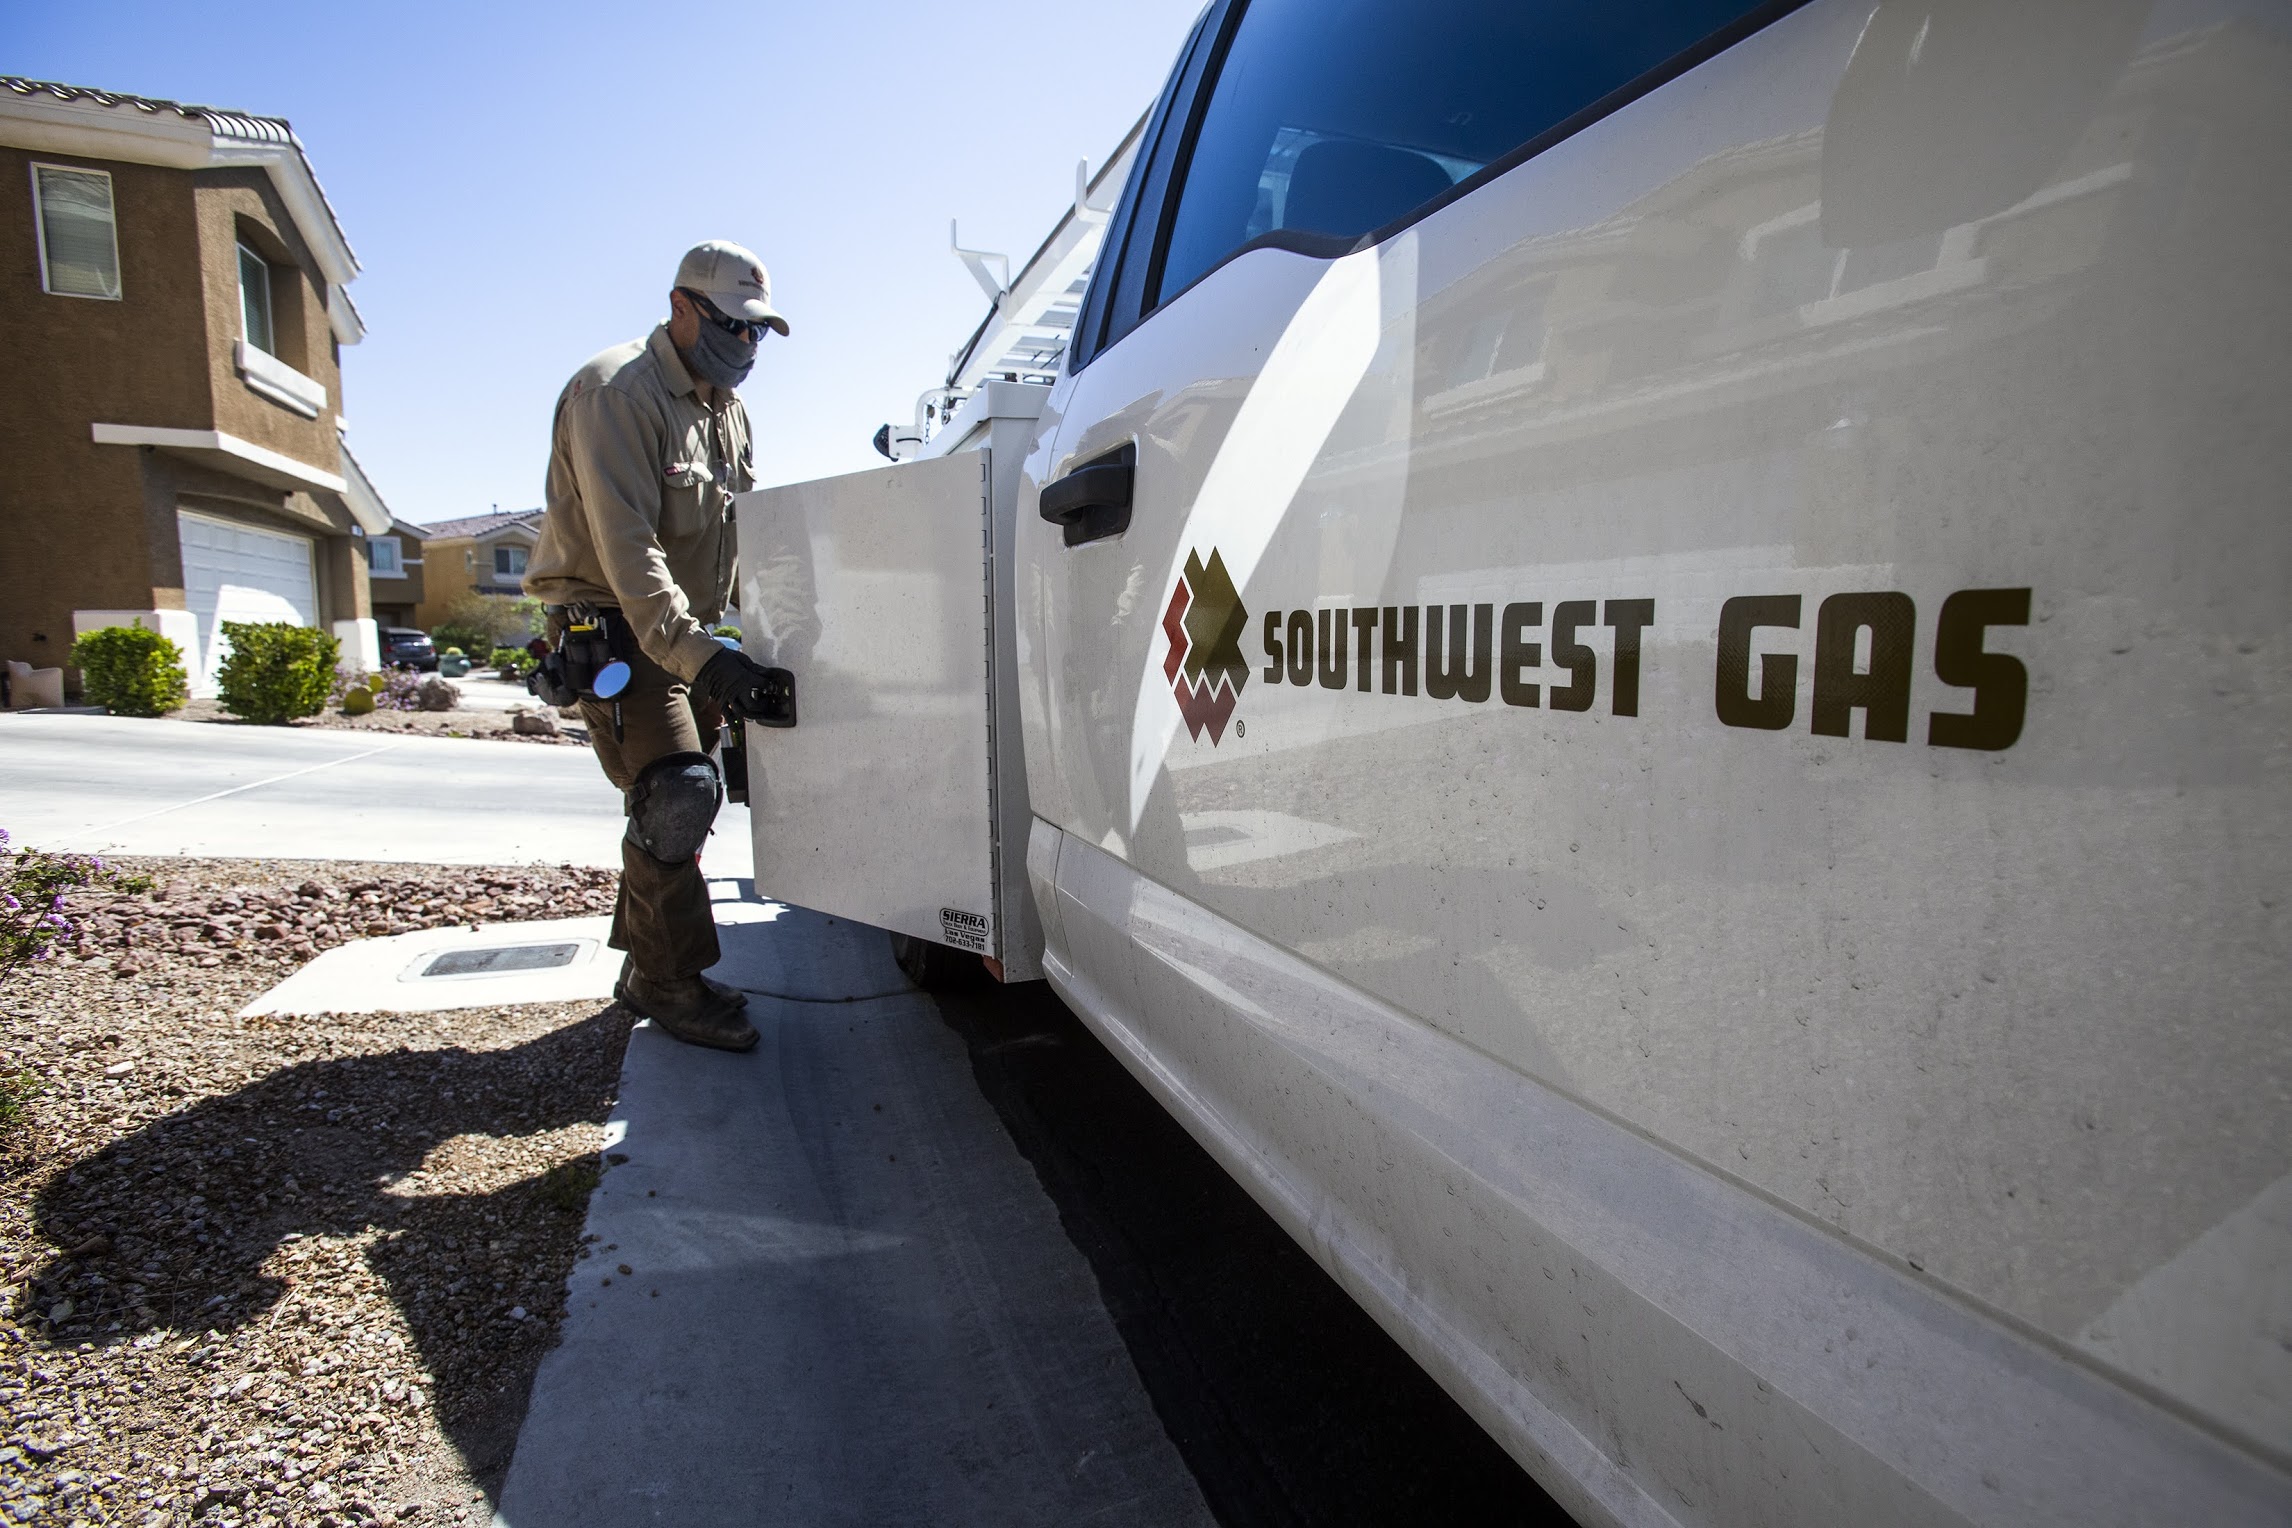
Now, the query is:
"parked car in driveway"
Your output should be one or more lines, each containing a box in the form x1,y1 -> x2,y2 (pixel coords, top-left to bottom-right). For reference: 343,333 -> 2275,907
380,628 -> 437,671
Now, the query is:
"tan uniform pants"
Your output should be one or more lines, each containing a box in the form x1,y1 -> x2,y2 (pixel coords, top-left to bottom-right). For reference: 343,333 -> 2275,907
577,644 -> 723,981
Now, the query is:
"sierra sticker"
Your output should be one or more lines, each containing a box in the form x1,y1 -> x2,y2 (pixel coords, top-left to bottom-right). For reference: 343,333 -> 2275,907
938,907 -> 991,953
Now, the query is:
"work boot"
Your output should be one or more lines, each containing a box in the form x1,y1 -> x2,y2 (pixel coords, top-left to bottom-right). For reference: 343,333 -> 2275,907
699,972 -> 750,1010
617,957 -> 750,1013
614,969 -> 758,1052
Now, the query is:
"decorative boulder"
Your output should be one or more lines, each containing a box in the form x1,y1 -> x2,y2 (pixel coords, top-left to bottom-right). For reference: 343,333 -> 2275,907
512,708 -> 560,738
416,676 -> 461,712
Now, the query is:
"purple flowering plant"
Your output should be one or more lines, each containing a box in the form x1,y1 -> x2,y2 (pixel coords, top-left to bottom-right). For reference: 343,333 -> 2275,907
330,666 -> 425,713
0,827 -> 154,986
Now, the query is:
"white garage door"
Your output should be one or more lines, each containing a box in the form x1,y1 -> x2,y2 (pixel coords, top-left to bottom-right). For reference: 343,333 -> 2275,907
178,509 -> 318,692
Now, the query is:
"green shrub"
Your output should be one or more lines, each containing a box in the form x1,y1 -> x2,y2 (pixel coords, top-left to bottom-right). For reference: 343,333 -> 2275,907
430,623 -> 494,664
215,622 -> 339,724
67,624 -> 189,717
495,648 -> 537,682
434,592 -> 542,660
711,624 -> 743,640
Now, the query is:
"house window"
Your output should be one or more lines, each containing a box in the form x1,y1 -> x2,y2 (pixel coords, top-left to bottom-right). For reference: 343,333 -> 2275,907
369,536 -> 404,577
238,243 -> 275,355
32,165 -> 122,300
494,545 -> 527,578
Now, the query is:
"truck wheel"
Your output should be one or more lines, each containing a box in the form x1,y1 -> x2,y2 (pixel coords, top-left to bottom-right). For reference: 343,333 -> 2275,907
890,931 -> 975,990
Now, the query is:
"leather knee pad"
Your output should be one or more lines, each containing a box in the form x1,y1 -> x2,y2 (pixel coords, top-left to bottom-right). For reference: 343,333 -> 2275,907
624,751 -> 722,863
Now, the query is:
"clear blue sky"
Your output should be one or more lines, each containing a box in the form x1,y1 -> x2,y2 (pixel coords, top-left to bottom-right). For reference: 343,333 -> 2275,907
9,0 -> 1205,522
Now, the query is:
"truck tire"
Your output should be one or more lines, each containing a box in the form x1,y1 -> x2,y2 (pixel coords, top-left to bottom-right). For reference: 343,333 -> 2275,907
890,930 -> 975,990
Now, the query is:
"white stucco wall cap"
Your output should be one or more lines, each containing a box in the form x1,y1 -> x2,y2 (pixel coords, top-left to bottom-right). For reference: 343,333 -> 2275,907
91,422 -> 348,496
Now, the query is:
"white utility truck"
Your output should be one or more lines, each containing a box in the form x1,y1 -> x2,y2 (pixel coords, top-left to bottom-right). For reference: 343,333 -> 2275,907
737,1 -> 2292,1523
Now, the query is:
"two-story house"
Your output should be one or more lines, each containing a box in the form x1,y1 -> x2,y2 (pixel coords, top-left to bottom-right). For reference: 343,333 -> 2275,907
0,77 -> 392,696
409,508 -> 543,631
360,501 -> 428,632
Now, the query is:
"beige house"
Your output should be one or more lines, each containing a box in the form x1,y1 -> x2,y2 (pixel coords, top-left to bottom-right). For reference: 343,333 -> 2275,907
0,77 -> 393,697
363,504 -> 428,632
409,509 -> 543,632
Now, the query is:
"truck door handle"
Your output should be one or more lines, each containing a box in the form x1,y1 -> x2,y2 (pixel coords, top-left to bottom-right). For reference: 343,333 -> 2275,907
1038,443 -> 1135,547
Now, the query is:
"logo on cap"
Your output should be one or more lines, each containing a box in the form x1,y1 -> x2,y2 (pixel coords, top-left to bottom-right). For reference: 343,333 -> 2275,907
1162,548 -> 1248,744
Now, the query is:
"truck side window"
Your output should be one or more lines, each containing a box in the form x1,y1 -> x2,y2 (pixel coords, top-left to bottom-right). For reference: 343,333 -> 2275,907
1073,2 -> 1229,371
1148,0 -> 1784,310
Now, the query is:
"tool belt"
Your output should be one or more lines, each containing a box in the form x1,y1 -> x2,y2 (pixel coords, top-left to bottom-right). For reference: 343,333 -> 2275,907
530,603 -> 633,708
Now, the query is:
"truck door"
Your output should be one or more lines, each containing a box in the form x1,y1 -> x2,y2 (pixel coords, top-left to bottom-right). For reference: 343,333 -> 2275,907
1019,0 -> 2292,1518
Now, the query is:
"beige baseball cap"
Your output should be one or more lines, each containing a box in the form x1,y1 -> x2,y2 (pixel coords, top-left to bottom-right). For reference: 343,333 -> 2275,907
674,240 -> 789,335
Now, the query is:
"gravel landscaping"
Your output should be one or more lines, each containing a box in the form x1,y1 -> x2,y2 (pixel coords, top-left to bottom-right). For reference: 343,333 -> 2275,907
162,703 -> 587,747
1,858 -> 635,1525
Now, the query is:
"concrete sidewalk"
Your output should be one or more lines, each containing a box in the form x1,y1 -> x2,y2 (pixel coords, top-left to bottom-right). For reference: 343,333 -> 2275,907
0,712 -> 751,877
495,890 -> 1211,1527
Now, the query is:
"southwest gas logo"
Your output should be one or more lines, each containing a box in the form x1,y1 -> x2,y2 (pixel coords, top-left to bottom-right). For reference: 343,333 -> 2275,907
1162,548 -> 1249,744
1174,547 -> 2033,754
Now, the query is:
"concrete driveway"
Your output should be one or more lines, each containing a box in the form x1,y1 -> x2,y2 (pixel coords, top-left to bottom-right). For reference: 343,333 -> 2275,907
0,713 -> 752,876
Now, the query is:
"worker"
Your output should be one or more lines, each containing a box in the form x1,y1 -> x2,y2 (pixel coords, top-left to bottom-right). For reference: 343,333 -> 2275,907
525,240 -> 795,1053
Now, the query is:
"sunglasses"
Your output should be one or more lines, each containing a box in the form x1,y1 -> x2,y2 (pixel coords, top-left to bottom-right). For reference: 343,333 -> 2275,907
677,288 -> 775,344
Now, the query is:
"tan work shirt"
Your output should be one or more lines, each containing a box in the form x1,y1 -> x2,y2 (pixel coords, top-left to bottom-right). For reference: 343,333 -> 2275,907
525,324 -> 752,681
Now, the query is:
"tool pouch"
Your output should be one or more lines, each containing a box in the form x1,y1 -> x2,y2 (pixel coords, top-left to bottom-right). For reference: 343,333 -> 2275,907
528,653 -> 581,709
531,605 -> 634,706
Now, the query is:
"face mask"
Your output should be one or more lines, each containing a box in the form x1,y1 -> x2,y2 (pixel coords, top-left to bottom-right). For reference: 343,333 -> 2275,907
687,317 -> 758,389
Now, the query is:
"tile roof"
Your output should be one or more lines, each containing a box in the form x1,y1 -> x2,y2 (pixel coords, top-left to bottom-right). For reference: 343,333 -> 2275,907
415,509 -> 546,540
0,76 -> 359,274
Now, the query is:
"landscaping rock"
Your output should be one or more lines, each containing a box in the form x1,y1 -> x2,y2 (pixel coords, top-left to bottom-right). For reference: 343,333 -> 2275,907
0,855 -> 629,1526
169,699 -> 588,747
509,709 -> 558,739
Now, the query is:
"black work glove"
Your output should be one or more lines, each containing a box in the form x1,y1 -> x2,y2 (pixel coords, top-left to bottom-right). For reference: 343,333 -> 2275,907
694,647 -> 797,728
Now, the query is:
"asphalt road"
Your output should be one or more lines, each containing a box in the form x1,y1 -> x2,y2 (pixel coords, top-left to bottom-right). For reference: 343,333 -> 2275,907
0,712 -> 751,877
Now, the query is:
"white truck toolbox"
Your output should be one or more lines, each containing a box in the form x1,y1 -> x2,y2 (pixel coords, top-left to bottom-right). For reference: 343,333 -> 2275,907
733,383 -> 1046,980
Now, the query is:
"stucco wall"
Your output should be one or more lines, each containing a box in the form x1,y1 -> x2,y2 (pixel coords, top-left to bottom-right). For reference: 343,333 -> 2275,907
0,145 -> 362,681
368,532 -> 426,623
195,167 -> 343,467
411,538 -> 477,629
0,146 -> 210,667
